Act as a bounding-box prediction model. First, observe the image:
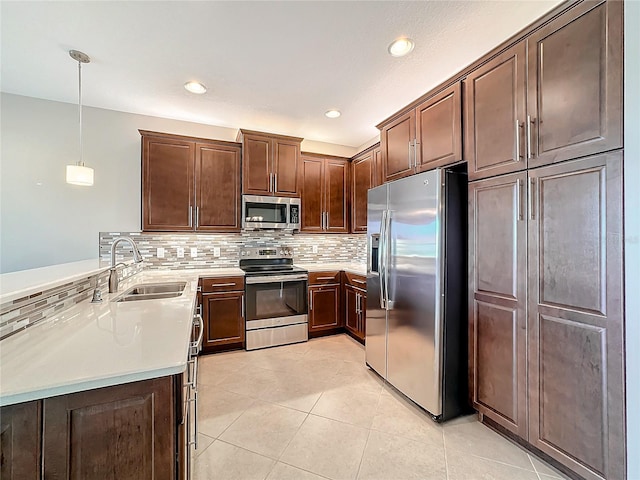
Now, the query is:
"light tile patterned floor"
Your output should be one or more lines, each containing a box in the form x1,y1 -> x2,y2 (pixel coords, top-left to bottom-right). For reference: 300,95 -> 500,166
193,334 -> 569,480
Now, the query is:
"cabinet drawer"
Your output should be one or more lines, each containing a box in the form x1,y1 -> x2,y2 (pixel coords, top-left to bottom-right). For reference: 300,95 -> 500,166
200,276 -> 244,293
343,272 -> 366,288
309,271 -> 341,285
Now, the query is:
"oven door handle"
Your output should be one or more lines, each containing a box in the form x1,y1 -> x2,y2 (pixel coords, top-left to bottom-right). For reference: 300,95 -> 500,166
246,274 -> 308,284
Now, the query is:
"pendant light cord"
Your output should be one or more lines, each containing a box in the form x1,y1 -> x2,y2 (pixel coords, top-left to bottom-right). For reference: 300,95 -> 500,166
78,59 -> 83,167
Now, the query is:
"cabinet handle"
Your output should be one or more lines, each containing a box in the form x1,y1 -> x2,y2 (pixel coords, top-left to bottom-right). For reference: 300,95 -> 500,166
195,206 -> 200,228
189,205 -> 193,227
408,141 -> 412,169
514,120 -> 522,161
527,116 -> 534,160
207,282 -> 237,287
516,179 -> 523,221
352,279 -> 366,285
309,291 -> 313,311
274,173 -> 277,193
241,294 -> 245,318
528,177 -> 535,220
414,141 -> 420,168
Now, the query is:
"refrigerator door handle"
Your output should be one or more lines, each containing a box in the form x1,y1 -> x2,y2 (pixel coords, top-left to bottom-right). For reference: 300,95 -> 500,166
384,210 -> 392,310
378,210 -> 387,310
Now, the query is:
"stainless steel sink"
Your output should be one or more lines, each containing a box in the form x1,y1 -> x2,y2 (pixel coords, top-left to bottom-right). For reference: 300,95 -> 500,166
113,282 -> 186,302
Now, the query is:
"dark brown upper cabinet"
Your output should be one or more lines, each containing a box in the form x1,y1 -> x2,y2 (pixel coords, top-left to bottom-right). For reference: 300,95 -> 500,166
380,82 -> 463,184
351,148 -> 375,233
373,145 -> 383,187
142,134 -> 195,231
301,153 -> 349,233
381,110 -> 415,183
141,130 -> 241,232
415,82 -> 463,172
237,129 -> 303,198
466,0 -> 622,181
526,0 -> 622,168
464,43 -> 527,181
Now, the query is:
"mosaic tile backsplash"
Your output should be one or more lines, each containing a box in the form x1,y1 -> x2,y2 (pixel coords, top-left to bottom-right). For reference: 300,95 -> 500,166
99,231 -> 367,269
0,263 -> 143,340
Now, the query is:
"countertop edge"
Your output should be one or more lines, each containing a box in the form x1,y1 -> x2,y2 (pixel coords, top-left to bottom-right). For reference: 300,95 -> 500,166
0,362 -> 188,407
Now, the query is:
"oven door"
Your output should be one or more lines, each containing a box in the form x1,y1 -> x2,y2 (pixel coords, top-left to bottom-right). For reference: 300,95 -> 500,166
245,274 -> 308,327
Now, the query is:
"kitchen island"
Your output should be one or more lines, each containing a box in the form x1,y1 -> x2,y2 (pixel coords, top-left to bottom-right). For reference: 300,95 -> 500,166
0,265 -> 242,480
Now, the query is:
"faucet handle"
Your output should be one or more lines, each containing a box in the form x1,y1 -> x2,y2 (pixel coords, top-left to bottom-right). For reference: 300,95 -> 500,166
91,288 -> 103,303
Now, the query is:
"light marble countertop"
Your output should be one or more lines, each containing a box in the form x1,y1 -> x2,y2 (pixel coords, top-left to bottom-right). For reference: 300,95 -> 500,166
0,261 -> 370,407
0,259 -> 112,304
0,267 -> 243,407
296,263 -> 367,276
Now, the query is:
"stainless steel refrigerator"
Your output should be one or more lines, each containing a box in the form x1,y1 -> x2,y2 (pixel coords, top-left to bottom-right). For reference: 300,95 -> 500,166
366,168 -> 468,421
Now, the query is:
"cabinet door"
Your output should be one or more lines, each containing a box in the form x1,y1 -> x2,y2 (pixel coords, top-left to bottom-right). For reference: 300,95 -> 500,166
195,142 -> 241,232
325,159 -> 349,233
43,377 -> 175,480
273,139 -> 301,197
301,156 -> 324,232
464,42 -> 527,181
1,401 -> 41,480
344,285 -> 359,335
142,136 -> 194,231
373,146 -> 383,187
359,291 -> 367,338
526,1 -> 622,168
242,134 -> 272,195
308,285 -> 340,332
468,172 -> 528,438
351,152 -> 372,233
381,110 -> 416,182
202,291 -> 245,350
527,153 -> 624,480
416,82 -> 462,172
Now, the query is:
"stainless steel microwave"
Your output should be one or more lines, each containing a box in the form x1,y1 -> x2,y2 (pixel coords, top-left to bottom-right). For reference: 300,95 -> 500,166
241,195 -> 301,230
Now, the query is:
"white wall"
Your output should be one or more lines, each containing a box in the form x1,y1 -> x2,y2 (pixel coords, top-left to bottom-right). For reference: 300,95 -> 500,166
0,93 -> 357,273
624,1 -> 640,478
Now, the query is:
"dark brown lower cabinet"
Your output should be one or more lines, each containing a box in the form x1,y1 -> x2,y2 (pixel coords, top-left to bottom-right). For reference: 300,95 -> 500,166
1,376 -> 181,480
308,284 -> 341,335
468,172 -> 528,438
43,377 -> 176,480
344,272 -> 366,343
0,401 -> 42,480
469,151 -> 625,480
527,152 -> 624,480
202,289 -> 245,352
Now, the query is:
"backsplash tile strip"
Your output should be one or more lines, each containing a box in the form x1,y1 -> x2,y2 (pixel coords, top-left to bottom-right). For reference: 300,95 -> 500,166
0,263 -> 143,340
98,231 -> 367,269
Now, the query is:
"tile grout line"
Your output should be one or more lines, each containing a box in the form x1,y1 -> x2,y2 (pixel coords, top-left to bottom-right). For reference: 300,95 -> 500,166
443,427 -> 450,480
354,427 -> 373,480
276,410 -> 311,463
529,453 -> 543,480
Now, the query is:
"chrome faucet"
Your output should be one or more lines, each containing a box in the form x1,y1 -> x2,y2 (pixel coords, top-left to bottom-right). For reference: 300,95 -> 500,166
109,237 -> 143,293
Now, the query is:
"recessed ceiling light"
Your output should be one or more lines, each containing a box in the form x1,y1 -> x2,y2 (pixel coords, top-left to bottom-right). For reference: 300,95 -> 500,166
325,109 -> 341,118
388,37 -> 415,57
184,81 -> 207,94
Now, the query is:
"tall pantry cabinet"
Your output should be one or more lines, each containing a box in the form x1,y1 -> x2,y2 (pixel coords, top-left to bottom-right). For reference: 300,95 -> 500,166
467,1 -> 624,480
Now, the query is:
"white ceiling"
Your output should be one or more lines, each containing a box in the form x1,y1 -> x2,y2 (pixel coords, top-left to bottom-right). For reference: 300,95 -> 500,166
1,1 -> 562,148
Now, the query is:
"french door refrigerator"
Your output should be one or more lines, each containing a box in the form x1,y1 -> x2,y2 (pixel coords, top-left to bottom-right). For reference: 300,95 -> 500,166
366,168 -> 469,421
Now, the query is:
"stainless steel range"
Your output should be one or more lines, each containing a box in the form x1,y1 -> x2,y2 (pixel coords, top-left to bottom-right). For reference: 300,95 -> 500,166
240,247 -> 308,350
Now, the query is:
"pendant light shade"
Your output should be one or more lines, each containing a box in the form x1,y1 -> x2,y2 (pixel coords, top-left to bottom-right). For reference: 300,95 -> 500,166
66,49 -> 94,186
66,164 -> 94,186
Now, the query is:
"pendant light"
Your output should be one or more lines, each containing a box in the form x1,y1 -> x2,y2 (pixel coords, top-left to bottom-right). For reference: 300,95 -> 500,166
66,49 -> 94,186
